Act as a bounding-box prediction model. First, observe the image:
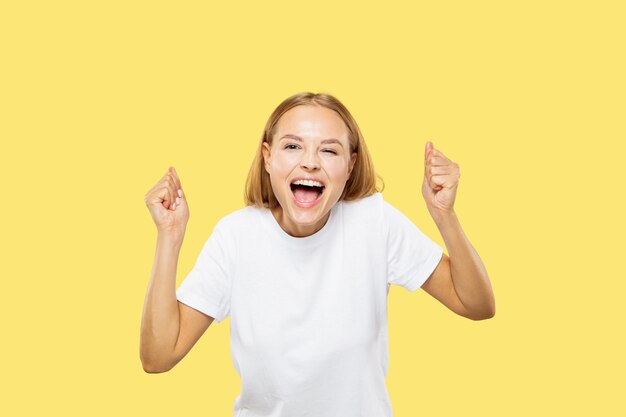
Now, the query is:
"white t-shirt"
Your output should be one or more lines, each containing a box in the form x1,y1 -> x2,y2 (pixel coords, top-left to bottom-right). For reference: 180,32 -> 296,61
176,192 -> 444,417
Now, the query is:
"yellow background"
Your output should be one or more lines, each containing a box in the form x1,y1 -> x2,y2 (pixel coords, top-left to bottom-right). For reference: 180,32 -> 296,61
1,1 -> 624,415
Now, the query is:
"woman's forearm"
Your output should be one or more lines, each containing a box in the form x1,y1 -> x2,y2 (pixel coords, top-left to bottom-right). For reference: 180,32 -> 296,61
434,210 -> 495,319
140,233 -> 184,372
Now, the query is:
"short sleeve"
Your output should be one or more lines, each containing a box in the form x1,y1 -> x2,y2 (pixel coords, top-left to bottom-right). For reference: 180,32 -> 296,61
383,200 -> 444,292
175,219 -> 234,323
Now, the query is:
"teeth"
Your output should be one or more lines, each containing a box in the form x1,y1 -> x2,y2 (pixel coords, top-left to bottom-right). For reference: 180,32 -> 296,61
292,179 -> 324,188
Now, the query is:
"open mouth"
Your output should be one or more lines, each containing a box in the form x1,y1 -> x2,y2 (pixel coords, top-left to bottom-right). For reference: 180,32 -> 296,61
290,183 -> 325,204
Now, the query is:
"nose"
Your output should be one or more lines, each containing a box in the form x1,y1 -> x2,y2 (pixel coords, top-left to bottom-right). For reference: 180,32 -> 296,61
300,148 -> 320,170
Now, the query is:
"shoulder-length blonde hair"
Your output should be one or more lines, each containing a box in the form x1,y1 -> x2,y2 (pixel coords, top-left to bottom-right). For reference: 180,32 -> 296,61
244,92 -> 384,208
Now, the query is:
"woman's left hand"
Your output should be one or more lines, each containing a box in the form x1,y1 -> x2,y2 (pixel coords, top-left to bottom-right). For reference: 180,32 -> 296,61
422,141 -> 460,221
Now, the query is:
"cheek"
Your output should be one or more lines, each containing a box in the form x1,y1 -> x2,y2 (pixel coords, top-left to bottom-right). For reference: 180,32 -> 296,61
323,160 -> 349,176
270,154 -> 296,175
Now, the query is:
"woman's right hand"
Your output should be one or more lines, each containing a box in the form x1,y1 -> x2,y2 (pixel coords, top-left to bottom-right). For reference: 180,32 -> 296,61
144,166 -> 189,238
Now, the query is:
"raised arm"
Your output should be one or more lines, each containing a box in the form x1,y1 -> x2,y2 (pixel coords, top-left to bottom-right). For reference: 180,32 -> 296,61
140,167 -> 215,373
420,142 -> 495,320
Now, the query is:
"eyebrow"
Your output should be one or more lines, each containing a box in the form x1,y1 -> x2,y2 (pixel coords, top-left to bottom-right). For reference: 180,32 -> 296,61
279,134 -> 344,148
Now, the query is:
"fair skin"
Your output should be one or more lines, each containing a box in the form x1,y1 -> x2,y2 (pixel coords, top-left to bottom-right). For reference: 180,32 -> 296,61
262,104 -> 357,237
419,141 -> 495,320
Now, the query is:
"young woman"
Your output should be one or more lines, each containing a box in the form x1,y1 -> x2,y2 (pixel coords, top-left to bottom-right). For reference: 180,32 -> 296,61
140,92 -> 495,417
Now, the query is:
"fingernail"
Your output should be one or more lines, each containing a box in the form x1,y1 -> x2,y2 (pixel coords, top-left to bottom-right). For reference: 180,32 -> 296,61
177,189 -> 183,198
172,203 -> 176,210
176,197 -> 180,204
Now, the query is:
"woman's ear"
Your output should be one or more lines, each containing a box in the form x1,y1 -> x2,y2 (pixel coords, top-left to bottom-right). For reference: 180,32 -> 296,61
262,142 -> 271,174
348,152 -> 357,177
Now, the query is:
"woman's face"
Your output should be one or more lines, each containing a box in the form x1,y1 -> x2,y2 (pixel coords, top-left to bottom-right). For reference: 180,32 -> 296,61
262,104 -> 357,237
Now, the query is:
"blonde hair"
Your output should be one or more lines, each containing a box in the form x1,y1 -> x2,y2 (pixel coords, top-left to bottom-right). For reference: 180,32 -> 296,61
244,92 -> 384,208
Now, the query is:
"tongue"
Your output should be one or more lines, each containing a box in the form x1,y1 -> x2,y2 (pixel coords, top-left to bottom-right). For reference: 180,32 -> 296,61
293,187 -> 321,203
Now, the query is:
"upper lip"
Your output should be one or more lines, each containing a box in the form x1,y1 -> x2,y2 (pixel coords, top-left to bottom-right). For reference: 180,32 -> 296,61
290,177 -> 326,187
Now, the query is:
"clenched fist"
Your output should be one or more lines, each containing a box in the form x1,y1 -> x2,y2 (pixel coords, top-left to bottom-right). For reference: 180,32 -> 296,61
144,166 -> 189,238
422,141 -> 460,222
